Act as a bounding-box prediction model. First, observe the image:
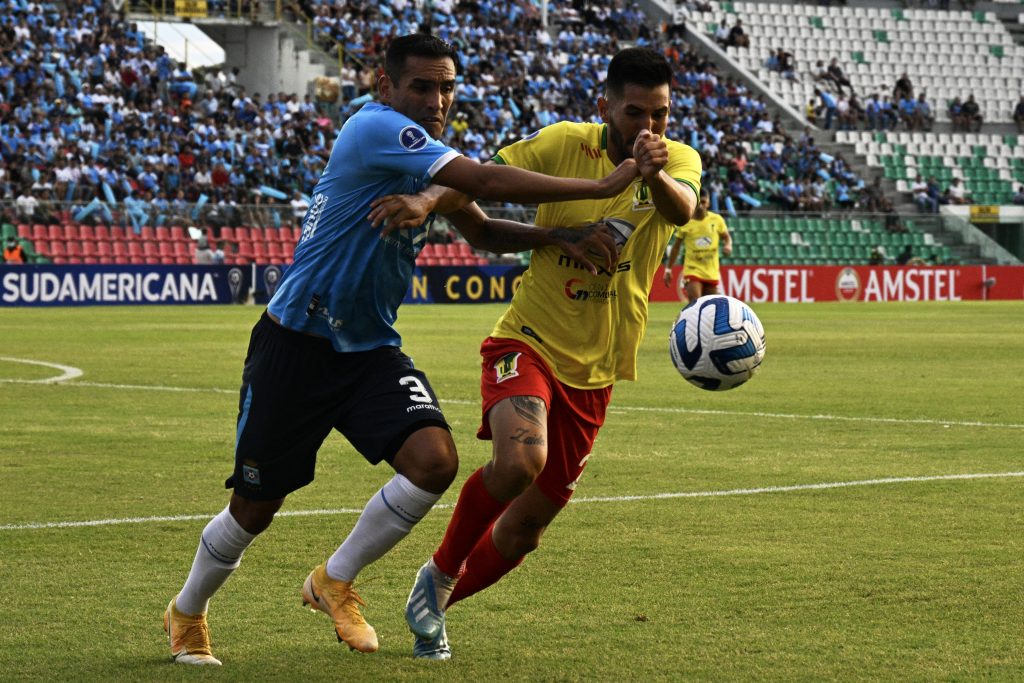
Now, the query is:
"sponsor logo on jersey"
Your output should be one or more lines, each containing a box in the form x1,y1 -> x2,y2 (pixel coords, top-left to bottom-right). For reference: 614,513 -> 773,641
399,125 -> 428,151
494,352 -> 521,383
564,278 -> 617,302
557,254 -> 632,276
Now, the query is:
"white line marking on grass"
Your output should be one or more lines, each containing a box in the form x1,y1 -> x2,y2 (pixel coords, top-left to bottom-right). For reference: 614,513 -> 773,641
605,405 -> 1024,430
0,356 -> 83,383
3,471 -> 1022,532
4,374 -> 1021,430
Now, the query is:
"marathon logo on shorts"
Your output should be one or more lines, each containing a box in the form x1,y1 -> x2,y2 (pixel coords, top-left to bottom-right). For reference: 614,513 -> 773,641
494,352 -> 521,383
399,125 -> 428,151
242,464 -> 261,486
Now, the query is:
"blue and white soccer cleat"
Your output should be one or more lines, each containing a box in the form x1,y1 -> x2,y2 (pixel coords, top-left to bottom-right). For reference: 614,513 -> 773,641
405,562 -> 446,640
412,617 -> 452,661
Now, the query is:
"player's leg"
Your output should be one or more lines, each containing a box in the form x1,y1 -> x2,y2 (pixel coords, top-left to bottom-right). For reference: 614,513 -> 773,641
702,280 -> 721,296
309,348 -> 456,652
685,277 -> 702,303
168,313 -> 335,664
441,380 -> 609,619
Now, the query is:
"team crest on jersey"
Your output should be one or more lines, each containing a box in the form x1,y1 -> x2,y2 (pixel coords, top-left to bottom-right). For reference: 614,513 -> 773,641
494,352 -> 521,383
632,180 -> 655,212
399,126 -> 428,151
695,236 -> 713,248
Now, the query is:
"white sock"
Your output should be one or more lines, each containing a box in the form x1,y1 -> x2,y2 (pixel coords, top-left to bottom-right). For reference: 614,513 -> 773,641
176,505 -> 257,616
326,474 -> 441,582
427,557 -> 459,610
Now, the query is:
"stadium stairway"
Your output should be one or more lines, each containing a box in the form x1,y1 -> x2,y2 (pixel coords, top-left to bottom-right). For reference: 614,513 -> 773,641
663,0 -> 1023,264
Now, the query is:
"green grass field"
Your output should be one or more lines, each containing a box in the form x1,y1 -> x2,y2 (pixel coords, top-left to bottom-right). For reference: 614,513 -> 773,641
1,301 -> 1023,681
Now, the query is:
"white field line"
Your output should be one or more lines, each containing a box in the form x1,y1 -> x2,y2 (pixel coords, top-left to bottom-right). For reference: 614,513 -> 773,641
2,375 -> 1022,430
2,471 -> 1022,532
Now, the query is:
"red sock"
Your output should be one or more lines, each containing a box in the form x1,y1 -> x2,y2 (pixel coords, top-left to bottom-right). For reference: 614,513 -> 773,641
446,528 -> 524,608
432,468 -> 509,578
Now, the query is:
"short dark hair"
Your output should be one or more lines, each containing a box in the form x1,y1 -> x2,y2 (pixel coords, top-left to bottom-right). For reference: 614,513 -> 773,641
385,33 -> 461,85
605,48 -> 673,99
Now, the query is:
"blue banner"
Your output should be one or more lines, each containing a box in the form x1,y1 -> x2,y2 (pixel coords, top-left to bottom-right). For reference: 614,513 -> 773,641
0,265 -> 249,307
403,265 -> 527,304
1,264 -> 528,307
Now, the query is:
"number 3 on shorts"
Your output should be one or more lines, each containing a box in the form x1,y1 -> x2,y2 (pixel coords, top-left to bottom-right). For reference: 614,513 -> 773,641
400,376 -> 433,403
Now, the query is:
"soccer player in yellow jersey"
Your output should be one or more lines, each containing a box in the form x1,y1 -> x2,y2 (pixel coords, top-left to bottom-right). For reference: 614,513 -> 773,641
662,188 -> 733,303
370,47 -> 702,659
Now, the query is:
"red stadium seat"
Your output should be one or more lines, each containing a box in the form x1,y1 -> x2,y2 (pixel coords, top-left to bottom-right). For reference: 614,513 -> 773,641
421,257 -> 439,266
96,242 -> 113,263
127,242 -> 143,258
251,241 -> 268,262
173,241 -> 191,257
47,225 -> 63,241
456,242 -> 473,257
139,226 -> 156,241
17,224 -> 31,239
112,242 -> 128,260
160,256 -> 175,265
106,225 -> 125,242
34,240 -> 49,257
64,224 -> 80,241
266,242 -> 284,261
81,241 -> 98,258
158,242 -> 175,257
155,226 -> 172,242
79,224 -> 96,241
436,257 -> 453,266
32,224 -> 49,241
476,257 -> 490,266
169,226 -> 187,242
419,243 -> 436,259
219,226 -> 236,243
49,241 -> 67,257
175,256 -> 192,265
233,256 -> 249,265
82,257 -> 98,265
142,242 -> 159,257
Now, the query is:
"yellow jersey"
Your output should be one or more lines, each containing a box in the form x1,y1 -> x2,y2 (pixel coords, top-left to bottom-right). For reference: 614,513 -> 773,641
491,121 -> 702,389
671,211 -> 729,281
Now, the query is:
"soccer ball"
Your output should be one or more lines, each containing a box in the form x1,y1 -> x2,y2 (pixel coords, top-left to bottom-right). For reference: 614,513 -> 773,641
669,295 -> 766,391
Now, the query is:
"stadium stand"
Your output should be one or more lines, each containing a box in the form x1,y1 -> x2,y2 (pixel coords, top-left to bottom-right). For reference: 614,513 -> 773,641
1,0 -> 1020,268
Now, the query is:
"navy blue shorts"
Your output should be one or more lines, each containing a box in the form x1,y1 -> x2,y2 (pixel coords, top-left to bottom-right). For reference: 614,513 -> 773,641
226,313 -> 450,500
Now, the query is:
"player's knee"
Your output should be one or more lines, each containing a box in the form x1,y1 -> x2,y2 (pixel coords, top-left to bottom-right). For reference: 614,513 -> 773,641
489,448 -> 545,499
229,494 -> 283,535
392,427 -> 459,494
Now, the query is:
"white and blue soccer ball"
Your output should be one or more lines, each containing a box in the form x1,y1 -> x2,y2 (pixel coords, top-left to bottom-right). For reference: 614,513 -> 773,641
669,295 -> 766,391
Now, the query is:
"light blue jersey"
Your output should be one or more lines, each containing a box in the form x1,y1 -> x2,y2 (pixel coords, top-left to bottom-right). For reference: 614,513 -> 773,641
268,102 -> 460,351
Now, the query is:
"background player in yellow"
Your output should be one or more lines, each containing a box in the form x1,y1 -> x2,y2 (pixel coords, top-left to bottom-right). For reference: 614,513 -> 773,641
371,47 -> 702,659
662,188 -> 732,303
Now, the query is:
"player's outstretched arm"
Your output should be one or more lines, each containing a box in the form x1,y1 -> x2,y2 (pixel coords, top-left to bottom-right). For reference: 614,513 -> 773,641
447,203 -> 619,275
368,184 -> 473,234
432,155 -> 638,205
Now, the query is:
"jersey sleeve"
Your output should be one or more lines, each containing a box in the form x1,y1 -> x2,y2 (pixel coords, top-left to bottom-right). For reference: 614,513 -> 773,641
716,215 -> 729,237
491,121 -> 569,174
354,110 -> 461,182
665,140 -> 702,200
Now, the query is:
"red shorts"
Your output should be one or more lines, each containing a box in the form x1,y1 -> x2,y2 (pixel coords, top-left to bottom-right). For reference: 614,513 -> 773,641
478,337 -> 612,506
683,274 -> 719,286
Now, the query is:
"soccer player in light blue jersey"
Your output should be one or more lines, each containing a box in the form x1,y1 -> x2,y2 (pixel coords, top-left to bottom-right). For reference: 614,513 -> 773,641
164,33 -> 638,665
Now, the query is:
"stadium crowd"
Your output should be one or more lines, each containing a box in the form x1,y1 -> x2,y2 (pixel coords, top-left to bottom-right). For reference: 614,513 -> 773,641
1,0 -> 882,262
